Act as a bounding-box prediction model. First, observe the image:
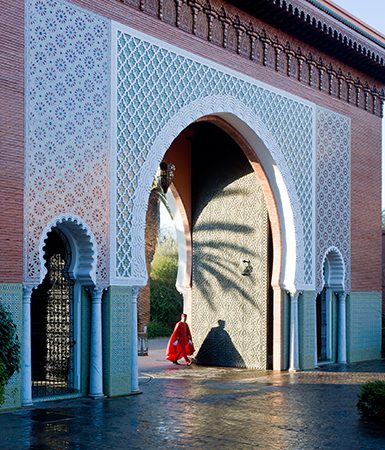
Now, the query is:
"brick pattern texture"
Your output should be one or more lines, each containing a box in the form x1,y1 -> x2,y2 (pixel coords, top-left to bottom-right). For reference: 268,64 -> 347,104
0,1 -> 24,283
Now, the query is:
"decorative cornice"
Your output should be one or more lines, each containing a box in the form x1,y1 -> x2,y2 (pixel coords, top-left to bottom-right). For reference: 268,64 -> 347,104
306,0 -> 385,51
118,0 -> 384,117
227,0 -> 385,80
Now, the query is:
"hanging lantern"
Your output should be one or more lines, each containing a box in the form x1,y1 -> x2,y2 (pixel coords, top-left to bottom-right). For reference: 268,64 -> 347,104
157,162 -> 175,194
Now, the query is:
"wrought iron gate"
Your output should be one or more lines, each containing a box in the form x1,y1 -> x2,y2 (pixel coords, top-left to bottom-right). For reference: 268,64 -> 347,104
316,288 -> 328,362
31,230 -> 76,398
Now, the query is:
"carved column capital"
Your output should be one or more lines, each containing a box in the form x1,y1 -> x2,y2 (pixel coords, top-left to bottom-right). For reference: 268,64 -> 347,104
188,0 -> 202,35
307,54 -> 317,87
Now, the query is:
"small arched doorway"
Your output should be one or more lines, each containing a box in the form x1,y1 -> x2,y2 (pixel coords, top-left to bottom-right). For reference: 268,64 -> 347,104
30,216 -> 96,400
316,248 -> 345,364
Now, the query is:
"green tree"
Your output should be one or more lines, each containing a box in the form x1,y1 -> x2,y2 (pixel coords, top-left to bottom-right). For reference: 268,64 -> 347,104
382,209 -> 385,228
357,380 -> 385,422
0,304 -> 20,404
148,234 -> 183,337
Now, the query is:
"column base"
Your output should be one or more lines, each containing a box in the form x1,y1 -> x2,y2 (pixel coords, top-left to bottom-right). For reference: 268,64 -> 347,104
130,388 -> 141,395
22,401 -> 33,407
89,394 -> 106,399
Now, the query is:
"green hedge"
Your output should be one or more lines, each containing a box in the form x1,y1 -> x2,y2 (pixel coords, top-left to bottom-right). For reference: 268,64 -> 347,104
149,235 -> 183,337
0,304 -> 20,404
147,320 -> 173,339
357,380 -> 385,422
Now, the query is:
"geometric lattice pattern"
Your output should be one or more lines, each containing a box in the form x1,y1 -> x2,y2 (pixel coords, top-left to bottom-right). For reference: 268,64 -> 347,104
192,168 -> 269,369
315,107 -> 351,291
25,0 -> 110,284
103,286 -> 132,396
116,30 -> 314,284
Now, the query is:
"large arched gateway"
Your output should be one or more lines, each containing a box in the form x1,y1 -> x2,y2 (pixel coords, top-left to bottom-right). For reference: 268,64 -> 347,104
133,96 -> 306,373
158,119 -> 277,369
1,0 -> 384,410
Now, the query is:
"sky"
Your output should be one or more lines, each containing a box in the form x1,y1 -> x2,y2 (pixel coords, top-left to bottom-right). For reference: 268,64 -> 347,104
331,0 -> 385,207
161,0 -> 385,230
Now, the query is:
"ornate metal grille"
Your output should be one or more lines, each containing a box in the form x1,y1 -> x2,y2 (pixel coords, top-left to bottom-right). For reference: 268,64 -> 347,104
316,288 -> 327,362
31,230 -> 76,398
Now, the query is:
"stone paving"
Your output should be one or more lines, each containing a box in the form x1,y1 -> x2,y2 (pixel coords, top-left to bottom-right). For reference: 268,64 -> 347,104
1,340 -> 385,449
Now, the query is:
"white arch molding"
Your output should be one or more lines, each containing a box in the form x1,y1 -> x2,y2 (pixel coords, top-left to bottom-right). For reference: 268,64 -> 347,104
127,95 -> 306,293
164,188 -> 191,316
319,246 -> 345,292
38,214 -> 98,286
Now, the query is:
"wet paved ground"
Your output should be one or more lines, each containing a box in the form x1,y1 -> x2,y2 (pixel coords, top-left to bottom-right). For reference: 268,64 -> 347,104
1,340 -> 385,449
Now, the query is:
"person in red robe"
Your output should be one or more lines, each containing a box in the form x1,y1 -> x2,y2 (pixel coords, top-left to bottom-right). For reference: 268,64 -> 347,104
166,313 -> 195,365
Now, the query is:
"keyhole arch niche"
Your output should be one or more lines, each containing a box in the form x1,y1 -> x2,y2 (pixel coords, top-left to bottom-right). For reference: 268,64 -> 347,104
130,97 -> 305,370
30,214 -> 97,399
316,246 -> 346,363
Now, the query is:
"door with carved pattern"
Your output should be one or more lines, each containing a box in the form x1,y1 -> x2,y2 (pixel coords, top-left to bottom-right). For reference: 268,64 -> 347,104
191,122 -> 273,369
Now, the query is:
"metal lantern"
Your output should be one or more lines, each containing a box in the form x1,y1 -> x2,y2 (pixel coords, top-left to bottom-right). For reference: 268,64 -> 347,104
157,162 -> 175,194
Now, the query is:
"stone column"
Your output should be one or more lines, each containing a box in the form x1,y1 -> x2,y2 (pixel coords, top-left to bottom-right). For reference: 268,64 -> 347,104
289,291 -> 300,371
131,287 -> 140,393
22,285 -> 33,406
314,293 -> 318,368
89,287 -> 104,398
325,287 -> 333,360
337,291 -> 347,364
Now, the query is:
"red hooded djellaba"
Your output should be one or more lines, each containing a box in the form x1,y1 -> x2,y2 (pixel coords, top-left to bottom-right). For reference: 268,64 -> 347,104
166,313 -> 195,365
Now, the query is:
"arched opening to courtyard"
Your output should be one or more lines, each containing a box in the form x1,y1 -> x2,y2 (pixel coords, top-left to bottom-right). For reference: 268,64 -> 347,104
140,116 -> 285,370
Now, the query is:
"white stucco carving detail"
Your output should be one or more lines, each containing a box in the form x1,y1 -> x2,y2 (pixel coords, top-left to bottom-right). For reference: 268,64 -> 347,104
319,246 -> 345,292
38,214 -> 98,286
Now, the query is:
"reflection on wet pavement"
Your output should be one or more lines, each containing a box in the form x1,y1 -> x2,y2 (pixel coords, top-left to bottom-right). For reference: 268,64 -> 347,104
1,360 -> 385,449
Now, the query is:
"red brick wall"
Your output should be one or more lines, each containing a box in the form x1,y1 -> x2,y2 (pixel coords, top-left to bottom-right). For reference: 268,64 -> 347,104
0,0 -> 24,283
351,113 -> 382,291
382,230 -> 385,311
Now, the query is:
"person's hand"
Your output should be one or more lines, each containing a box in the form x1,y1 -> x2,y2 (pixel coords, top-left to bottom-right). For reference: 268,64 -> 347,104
173,340 -> 178,346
